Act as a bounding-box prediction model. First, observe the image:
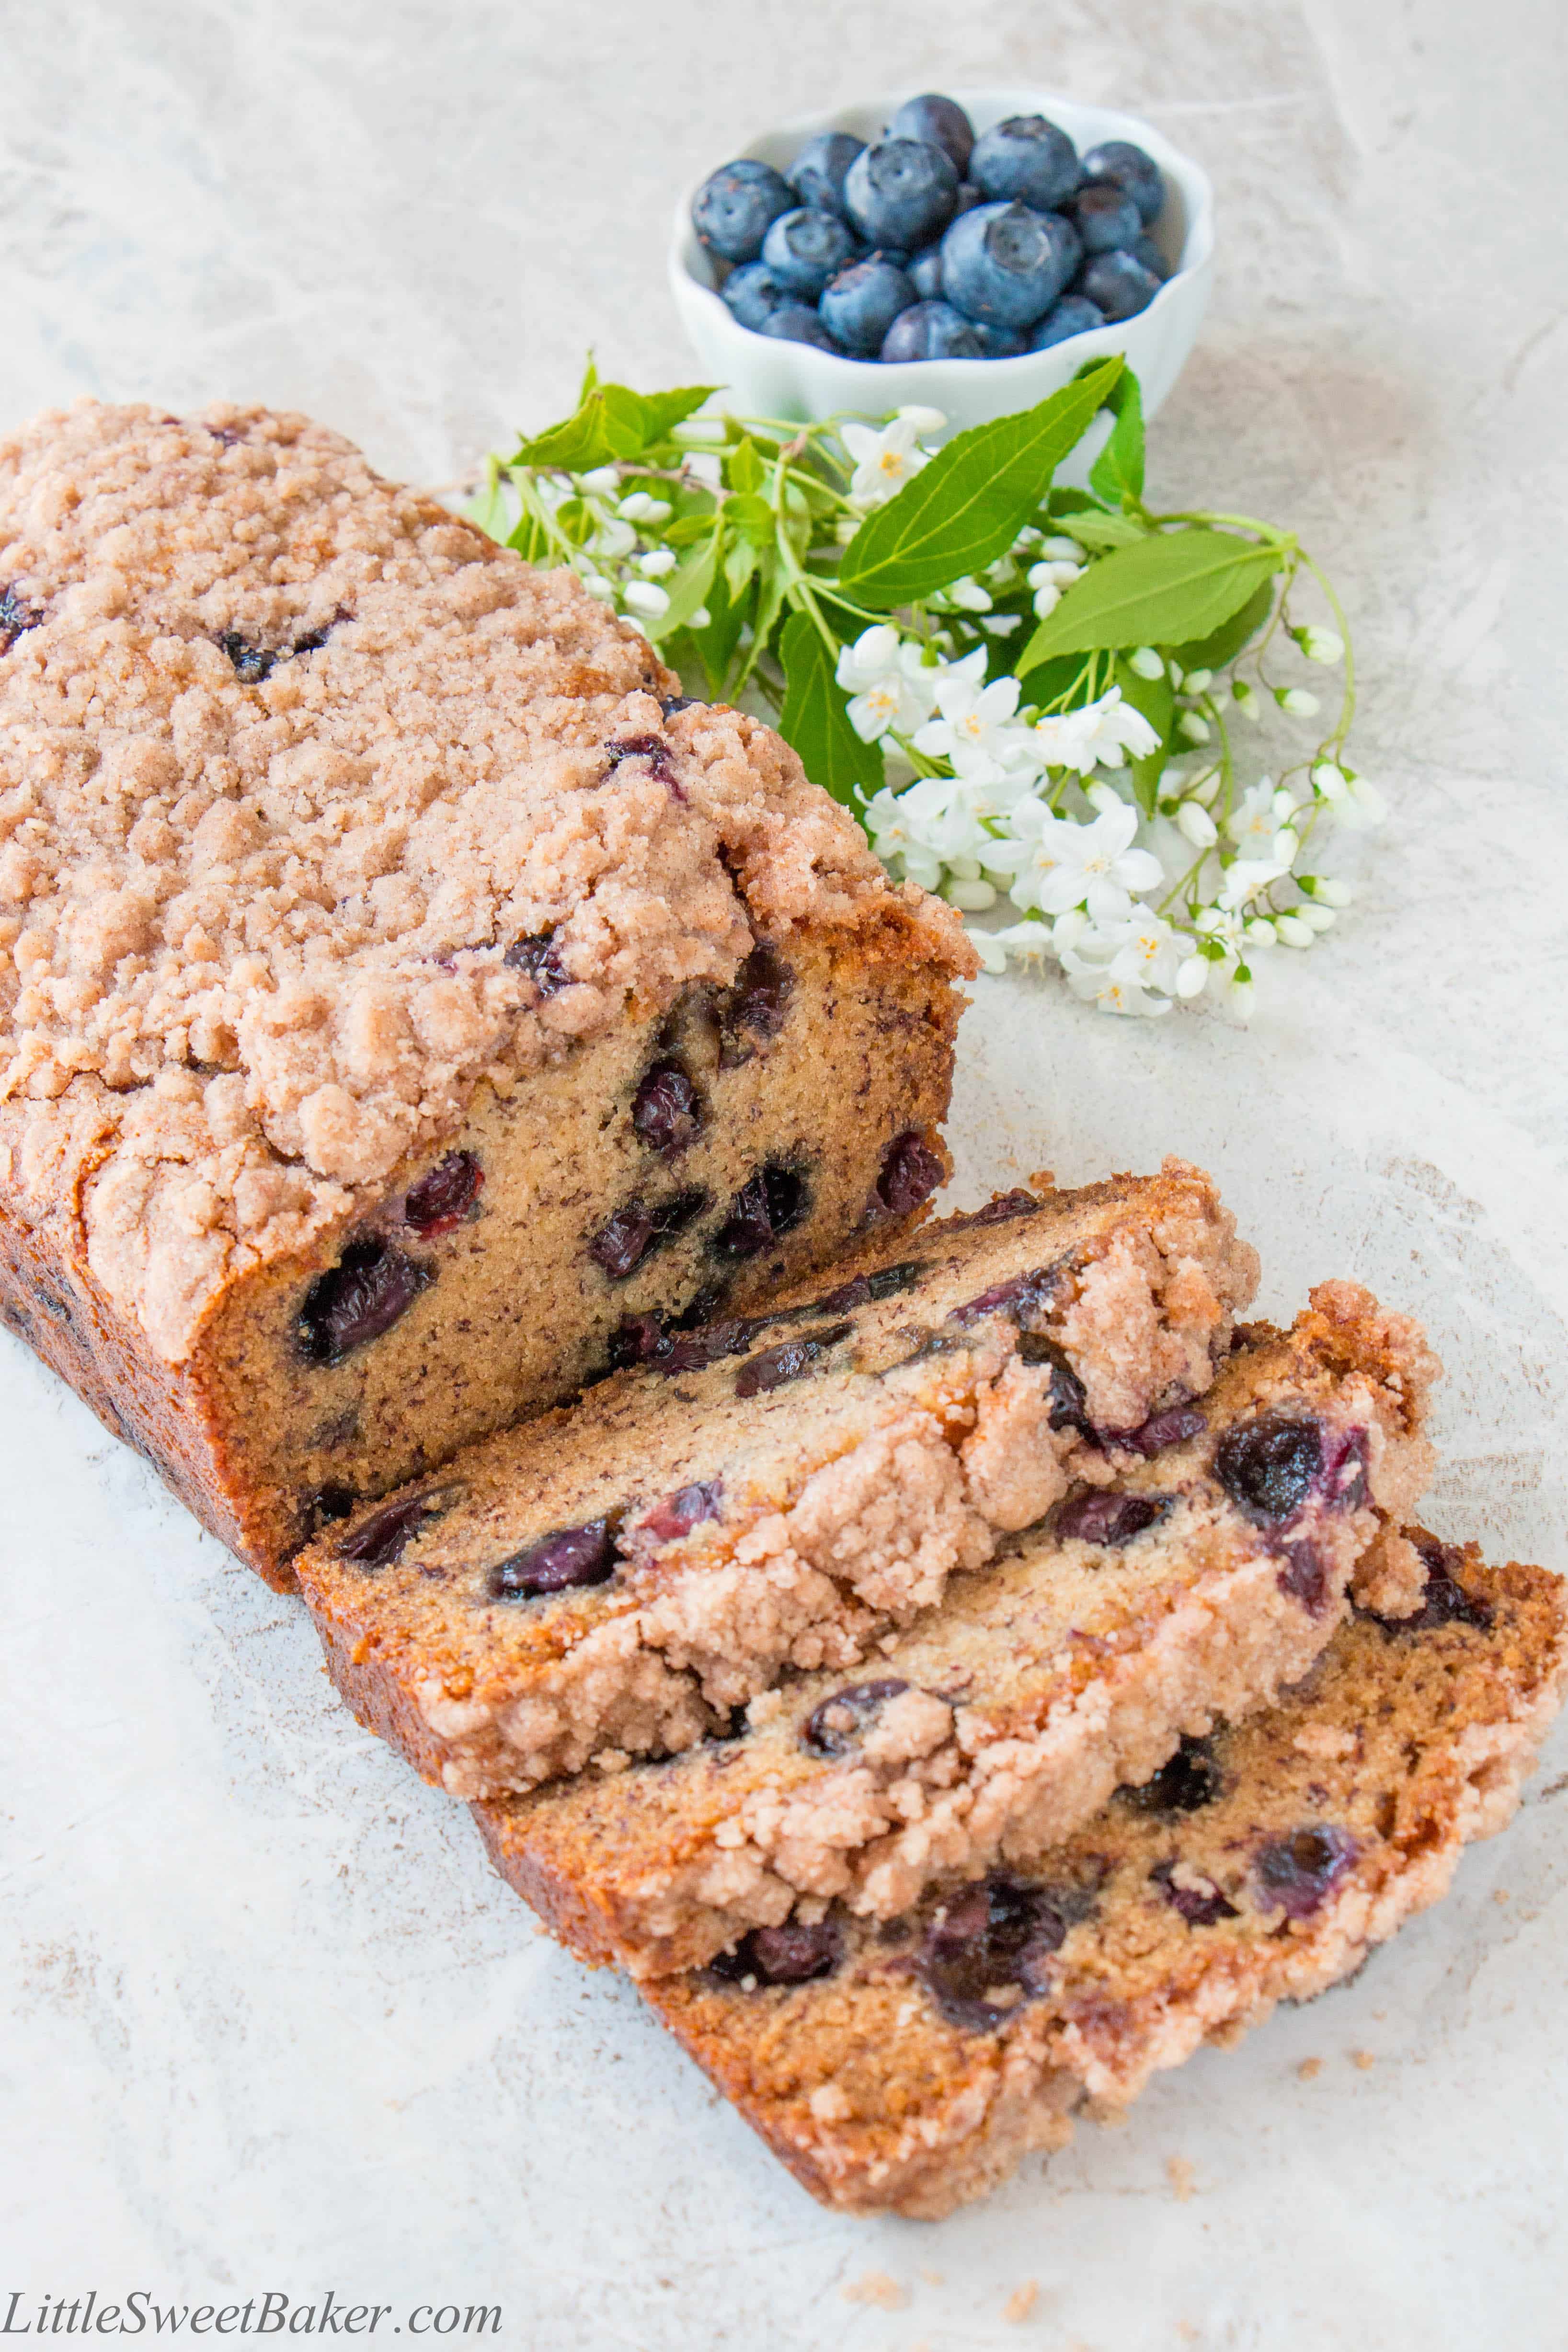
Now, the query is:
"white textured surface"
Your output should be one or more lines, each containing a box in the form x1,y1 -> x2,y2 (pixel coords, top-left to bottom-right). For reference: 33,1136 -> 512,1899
3,3 -> 1567,2345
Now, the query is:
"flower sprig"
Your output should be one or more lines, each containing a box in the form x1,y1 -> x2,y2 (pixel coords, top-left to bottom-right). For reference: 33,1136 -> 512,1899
471,355 -> 1379,1021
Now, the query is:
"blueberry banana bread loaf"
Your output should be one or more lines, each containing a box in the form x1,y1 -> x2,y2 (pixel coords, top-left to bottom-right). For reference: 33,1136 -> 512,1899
473,1282 -> 1440,1973
627,1536 -> 1567,2215
0,401 -> 972,1585
298,1161 -> 1260,1794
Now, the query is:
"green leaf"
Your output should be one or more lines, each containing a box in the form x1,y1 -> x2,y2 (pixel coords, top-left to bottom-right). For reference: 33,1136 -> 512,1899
1062,508 -> 1147,551
577,351 -> 600,404
723,535 -> 759,600
640,527 -> 721,642
1171,575 -> 1276,669
639,385 -> 721,443
726,436 -> 766,495
1113,654 -> 1176,819
506,508 -> 552,564
664,511 -> 717,546
776,609 -> 881,807
1017,651 -> 1098,711
836,357 -> 1124,608
1089,371 -> 1145,509
1019,528 -> 1286,666
723,491 -> 776,546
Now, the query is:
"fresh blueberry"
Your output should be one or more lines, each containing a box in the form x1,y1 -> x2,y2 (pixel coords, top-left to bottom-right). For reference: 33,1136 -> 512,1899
907,246 -> 944,300
1068,183 -> 1143,256
844,138 -> 960,251
722,261 -> 791,332
973,321 -> 1027,356
761,207 -> 862,298
1077,250 -> 1162,322
1025,298 -> 1100,348
940,200 -> 1081,328
1079,139 -> 1165,226
758,302 -> 844,351
969,115 -> 1080,213
881,300 -> 990,361
887,93 -> 975,177
787,129 -> 866,218
692,159 -> 795,264
1131,232 -> 1171,282
820,255 -> 916,356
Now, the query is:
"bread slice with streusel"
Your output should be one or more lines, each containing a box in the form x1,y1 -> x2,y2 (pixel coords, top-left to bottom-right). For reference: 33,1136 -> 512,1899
299,1161 -> 1260,1795
0,400 -> 973,1584
473,1281 -> 1439,1973
626,1535 -> 1566,2215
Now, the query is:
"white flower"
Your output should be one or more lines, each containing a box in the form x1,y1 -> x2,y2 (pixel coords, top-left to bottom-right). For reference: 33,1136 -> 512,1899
1127,646 -> 1165,681
972,919 -> 1056,976
862,784 -> 944,891
1027,557 -> 1085,619
842,416 -> 932,507
1275,914 -> 1315,948
1101,909 -> 1186,996
988,798 -> 1164,923
943,575 -> 994,612
1177,711 -> 1211,745
1276,686 -> 1319,717
689,605 -> 711,629
1297,626 -> 1344,664
1176,801 -> 1218,849
896,404 -> 947,437
637,549 -> 677,577
1305,874 -> 1353,908
618,491 -> 672,524
1226,778 -> 1290,854
621,580 -> 669,619
1182,667 -> 1213,695
944,876 -> 998,911
1218,856 -> 1289,912
1060,949 -> 1173,1018
913,656 -> 1039,788
590,516 -> 637,560
579,572 -> 615,600
577,465 -> 621,496
1232,678 -> 1262,722
1029,686 -> 1161,775
1037,535 -> 1085,563
1175,952 -> 1212,998
835,624 -> 941,745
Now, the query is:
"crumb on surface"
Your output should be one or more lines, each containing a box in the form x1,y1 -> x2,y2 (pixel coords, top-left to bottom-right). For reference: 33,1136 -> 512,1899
841,2271 -> 907,2310
1352,2049 -> 1377,2070
1493,1887 -> 1511,1904
1297,2056 -> 1323,2080
916,2267 -> 944,2287
1003,2280 -> 1040,2322
1166,2155 -> 1197,2201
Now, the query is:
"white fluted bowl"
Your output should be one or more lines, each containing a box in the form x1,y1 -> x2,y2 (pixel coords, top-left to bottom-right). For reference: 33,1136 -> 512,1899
669,87 -> 1213,445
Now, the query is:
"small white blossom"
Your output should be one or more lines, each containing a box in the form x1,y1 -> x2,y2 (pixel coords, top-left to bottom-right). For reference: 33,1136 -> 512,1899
1027,558 -> 1085,619
577,465 -> 621,496
689,605 -> 710,629
835,624 -> 941,745
861,784 -> 944,891
579,571 -> 615,600
637,549 -> 677,577
1176,801 -> 1218,849
913,657 -> 1038,788
842,416 -> 932,507
945,876 -> 998,910
1305,874 -> 1353,908
1177,711 -> 1211,745
988,799 -> 1164,923
590,516 -> 638,560
1037,535 -> 1086,563
944,576 -> 994,612
1297,626 -> 1344,664
621,580 -> 669,619
896,403 -> 947,437
1218,856 -> 1289,912
1175,952 -> 1212,998
1060,949 -> 1173,1018
1103,909 -> 1186,996
1296,902 -> 1337,932
1029,686 -> 1160,775
1183,667 -> 1213,694
1275,914 -> 1314,947
973,918 -> 1056,976
1276,686 -> 1319,717
618,491 -> 672,524
1233,678 -> 1262,722
1128,646 -> 1165,681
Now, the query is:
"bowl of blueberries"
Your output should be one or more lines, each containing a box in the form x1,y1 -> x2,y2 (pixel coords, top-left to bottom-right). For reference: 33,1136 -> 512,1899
670,87 -> 1213,437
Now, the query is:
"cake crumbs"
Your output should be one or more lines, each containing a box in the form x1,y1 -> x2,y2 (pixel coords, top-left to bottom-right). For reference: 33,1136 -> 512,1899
1297,2056 -> 1323,2080
1493,1887 -> 1511,1904
916,2268 -> 944,2287
1352,2049 -> 1377,2070
841,2271 -> 907,2310
1002,2279 -> 1040,2322
1166,2155 -> 1197,2201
